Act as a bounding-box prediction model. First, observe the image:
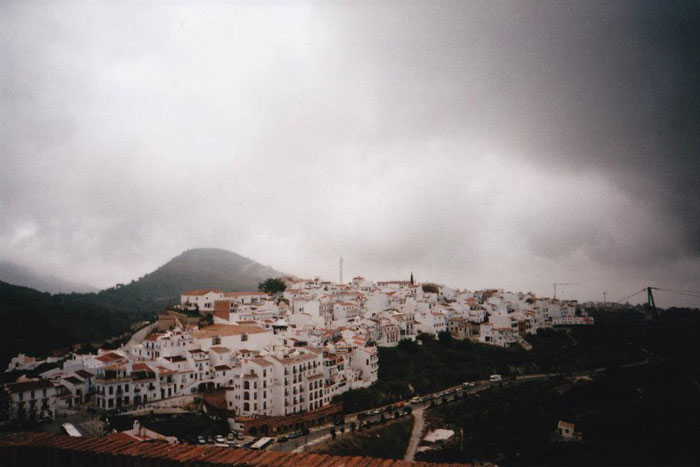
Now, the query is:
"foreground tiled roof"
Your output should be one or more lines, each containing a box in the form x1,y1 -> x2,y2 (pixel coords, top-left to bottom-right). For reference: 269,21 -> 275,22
0,432 -> 469,466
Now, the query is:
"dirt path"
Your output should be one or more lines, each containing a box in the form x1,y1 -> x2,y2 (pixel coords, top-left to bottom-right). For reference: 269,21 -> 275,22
403,407 -> 424,462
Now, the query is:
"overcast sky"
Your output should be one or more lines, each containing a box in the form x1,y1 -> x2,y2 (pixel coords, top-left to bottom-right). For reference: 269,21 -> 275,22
1,1 -> 699,306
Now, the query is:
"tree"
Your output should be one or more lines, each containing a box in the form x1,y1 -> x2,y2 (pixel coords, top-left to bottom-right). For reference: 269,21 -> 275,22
258,278 -> 287,295
422,283 -> 440,294
438,330 -> 453,346
330,426 -> 336,439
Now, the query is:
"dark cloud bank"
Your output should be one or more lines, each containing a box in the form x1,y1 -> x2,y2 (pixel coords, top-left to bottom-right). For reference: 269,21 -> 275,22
1,1 -> 698,306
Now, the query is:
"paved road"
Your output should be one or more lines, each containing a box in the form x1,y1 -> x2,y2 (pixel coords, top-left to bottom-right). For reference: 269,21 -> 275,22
125,323 -> 156,348
403,407 -> 424,462
272,357 -> 651,455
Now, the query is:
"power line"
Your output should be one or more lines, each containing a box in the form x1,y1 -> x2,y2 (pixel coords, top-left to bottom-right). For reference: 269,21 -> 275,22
614,288 -> 646,304
659,288 -> 700,295
656,289 -> 700,300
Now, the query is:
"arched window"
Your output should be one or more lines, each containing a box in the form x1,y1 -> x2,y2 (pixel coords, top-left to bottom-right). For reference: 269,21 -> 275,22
244,402 -> 249,411
244,381 -> 249,390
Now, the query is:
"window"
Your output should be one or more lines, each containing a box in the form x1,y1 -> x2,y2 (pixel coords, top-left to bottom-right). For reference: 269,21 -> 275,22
241,334 -> 248,342
244,402 -> 249,411
244,381 -> 249,390
244,392 -> 249,400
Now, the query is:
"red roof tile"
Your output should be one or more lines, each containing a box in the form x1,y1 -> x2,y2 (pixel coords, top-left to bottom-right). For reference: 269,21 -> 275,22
0,432 -> 470,466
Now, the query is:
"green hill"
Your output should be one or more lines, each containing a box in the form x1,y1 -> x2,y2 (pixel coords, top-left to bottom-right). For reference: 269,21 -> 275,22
90,248 -> 288,312
0,281 -> 141,370
0,248 -> 289,368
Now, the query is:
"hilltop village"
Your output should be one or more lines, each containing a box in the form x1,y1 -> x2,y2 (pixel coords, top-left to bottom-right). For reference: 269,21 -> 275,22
1,275 -> 592,435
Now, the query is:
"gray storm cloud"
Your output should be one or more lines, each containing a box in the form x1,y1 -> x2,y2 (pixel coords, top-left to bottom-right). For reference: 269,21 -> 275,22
1,1 -> 698,307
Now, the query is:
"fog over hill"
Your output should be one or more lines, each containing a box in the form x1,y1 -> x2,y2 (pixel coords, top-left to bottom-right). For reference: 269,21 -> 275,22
98,248 -> 288,304
0,261 -> 99,294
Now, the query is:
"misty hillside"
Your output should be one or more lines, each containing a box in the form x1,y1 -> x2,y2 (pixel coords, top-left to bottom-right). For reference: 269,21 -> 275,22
91,248 -> 288,312
0,249 -> 288,368
0,261 -> 99,294
0,281 -> 141,370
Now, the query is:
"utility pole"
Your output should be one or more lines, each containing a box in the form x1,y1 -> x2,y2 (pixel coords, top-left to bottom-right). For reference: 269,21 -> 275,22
603,291 -> 607,303
647,286 -> 658,322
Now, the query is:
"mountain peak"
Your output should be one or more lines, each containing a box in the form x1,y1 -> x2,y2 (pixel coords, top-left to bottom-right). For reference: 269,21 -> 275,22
99,248 -> 288,307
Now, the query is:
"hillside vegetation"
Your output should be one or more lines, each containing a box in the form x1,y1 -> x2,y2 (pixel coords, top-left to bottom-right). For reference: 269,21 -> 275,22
0,248 -> 288,368
337,312 -> 650,414
86,248 -> 288,313
0,281 -> 143,369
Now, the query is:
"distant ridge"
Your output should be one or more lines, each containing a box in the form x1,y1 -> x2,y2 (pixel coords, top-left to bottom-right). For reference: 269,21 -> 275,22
93,248 -> 290,312
0,248 -> 290,367
0,261 -> 99,294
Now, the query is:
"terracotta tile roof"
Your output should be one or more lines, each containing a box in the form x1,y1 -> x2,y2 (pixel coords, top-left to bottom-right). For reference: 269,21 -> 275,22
182,289 -> 223,296
74,369 -> 94,378
132,363 -> 154,372
95,352 -> 124,362
249,356 -> 273,367
0,432 -> 470,466
193,324 -> 270,337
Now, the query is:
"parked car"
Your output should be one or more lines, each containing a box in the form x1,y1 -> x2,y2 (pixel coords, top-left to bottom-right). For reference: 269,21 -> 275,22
197,436 -> 206,445
334,417 -> 345,426
410,396 -> 422,404
227,433 -> 235,441
277,436 -> 289,443
227,441 -> 240,448
288,431 -> 303,439
215,435 -> 226,444
207,436 -> 214,444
